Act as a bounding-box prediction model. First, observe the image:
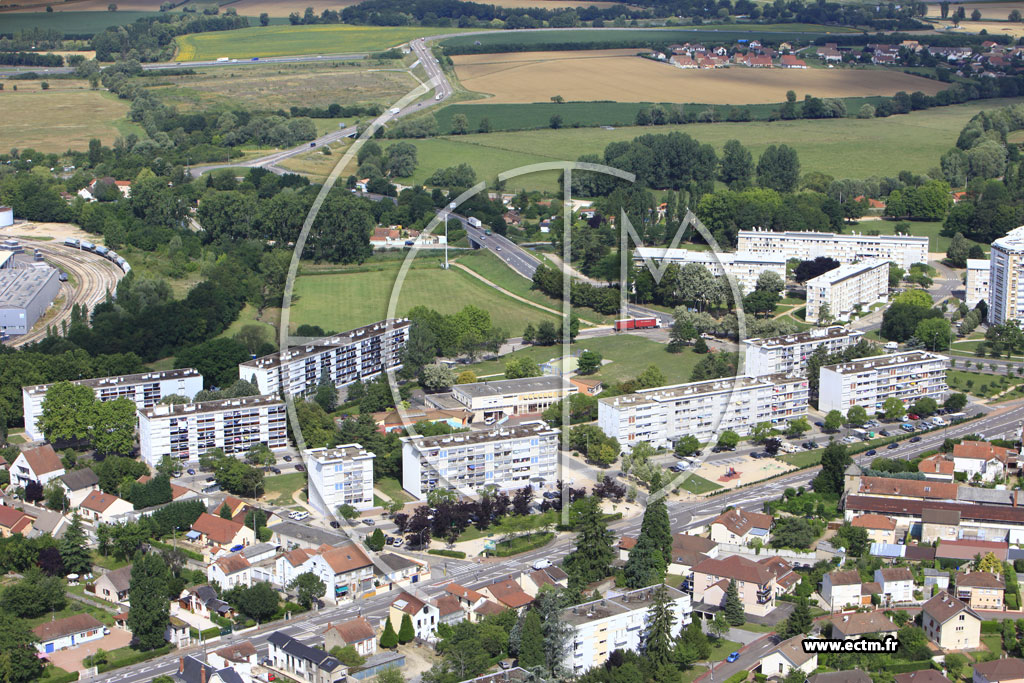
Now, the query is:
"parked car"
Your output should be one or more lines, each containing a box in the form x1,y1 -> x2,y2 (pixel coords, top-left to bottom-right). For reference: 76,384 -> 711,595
887,442 -> 900,450
283,455 -> 293,462
727,653 -> 740,663
879,429 -> 891,437
270,467 -> 281,474
295,464 -> 305,472
385,535 -> 394,545
392,538 -> 403,548
801,441 -> 818,449
172,471 -> 183,478
329,520 -> 340,528
206,476 -> 216,483
186,468 -> 196,475
908,413 -> 920,420
671,462 -> 688,472
362,519 -> 375,526
910,436 -> 922,443
542,491 -> 559,500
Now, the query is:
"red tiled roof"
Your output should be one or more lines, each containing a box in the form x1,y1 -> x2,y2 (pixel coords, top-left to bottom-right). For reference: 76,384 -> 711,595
918,455 -> 954,476
858,477 -> 958,500
936,539 -> 1008,561
191,512 -> 244,545
845,496 -> 1024,525
325,617 -> 375,645
320,544 -> 372,574
851,514 -> 896,531
711,508 -> 772,536
215,553 -> 250,575
445,583 -> 484,602
283,548 -> 311,567
19,444 -> 63,476
956,571 -> 1004,589
485,578 -> 533,608
694,554 -> 774,585
953,440 -> 1015,464
974,658 -> 1024,681
877,567 -> 913,582
922,591 -> 979,624
214,641 -> 257,663
829,611 -> 897,636
0,506 -> 33,531
434,594 -> 463,618
392,591 -> 427,615
826,569 -> 863,587
81,490 -> 123,513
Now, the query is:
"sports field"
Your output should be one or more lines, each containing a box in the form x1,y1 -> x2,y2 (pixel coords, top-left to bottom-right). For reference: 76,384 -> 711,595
451,50 -> 947,104
0,86 -> 137,152
290,261 -> 558,334
174,25 -> 484,61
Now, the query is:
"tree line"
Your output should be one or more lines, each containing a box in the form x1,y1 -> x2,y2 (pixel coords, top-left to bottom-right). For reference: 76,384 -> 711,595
90,14 -> 249,62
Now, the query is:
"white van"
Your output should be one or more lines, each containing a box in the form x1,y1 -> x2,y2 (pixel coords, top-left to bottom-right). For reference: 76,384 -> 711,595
932,416 -> 946,426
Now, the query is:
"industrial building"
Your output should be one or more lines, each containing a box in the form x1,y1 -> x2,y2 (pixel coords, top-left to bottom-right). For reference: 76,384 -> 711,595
0,266 -> 60,336
0,206 -> 12,228
449,375 -> 576,421
238,319 -> 410,396
22,368 -> 204,440
804,259 -> 889,323
743,326 -> 864,378
818,351 -> 949,414
737,228 -> 928,269
305,444 -> 376,517
632,248 -> 787,293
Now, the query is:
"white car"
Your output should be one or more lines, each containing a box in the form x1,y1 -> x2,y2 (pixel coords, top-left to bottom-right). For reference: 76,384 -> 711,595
532,559 -> 553,570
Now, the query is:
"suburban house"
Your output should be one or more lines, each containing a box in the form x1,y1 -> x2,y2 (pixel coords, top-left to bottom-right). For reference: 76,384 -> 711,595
11,444 -> 65,488
953,441 -> 1012,482
479,577 -> 534,611
921,509 -> 962,543
32,613 -> 105,654
58,469 -> 100,508
0,505 -> 35,537
165,616 -> 191,649
808,672 -> 873,683
208,640 -> 258,679
188,513 -> 256,550
378,552 -> 429,588
267,632 -> 346,683
445,584 -> 489,621
305,543 -> 375,604
518,566 -> 570,596
955,571 -> 1005,610
974,658 -> 1024,683
760,635 -> 819,677
821,570 -> 869,612
620,533 -> 718,575
918,455 -> 955,482
435,594 -> 465,627
691,554 -> 797,617
208,553 -> 252,590
708,508 -> 773,546
323,617 -> 377,658
93,565 -> 132,604
897,672 -> 953,683
79,490 -> 133,523
388,592 -> 440,641
921,591 -> 982,650
851,514 -> 898,544
828,611 -> 898,640
873,567 -> 915,605
176,585 -> 233,622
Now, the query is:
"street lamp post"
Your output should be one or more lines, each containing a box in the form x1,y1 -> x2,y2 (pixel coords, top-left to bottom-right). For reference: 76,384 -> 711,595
444,201 -> 456,270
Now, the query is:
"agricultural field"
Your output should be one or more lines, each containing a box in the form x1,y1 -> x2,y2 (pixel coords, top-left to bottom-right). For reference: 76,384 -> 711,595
451,50 -> 948,105
0,10 -> 165,34
0,85 -> 139,153
945,19 -> 1024,36
219,0 -> 362,16
924,1 -> 1024,18
174,25 -> 484,61
472,0 -> 621,6
148,61 -> 417,112
289,260 -> 559,334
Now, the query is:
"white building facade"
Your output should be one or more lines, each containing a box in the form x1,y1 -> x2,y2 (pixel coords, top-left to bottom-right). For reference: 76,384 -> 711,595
632,248 -> 787,293
737,228 -> 928,269
22,369 -> 204,440
966,259 -> 990,309
805,259 -> 889,323
598,374 -> 808,452
137,395 -> 288,465
238,319 -> 410,396
306,444 -> 376,517
818,351 -> 949,414
401,421 -> 559,500
988,226 -> 1024,325
743,326 -> 864,378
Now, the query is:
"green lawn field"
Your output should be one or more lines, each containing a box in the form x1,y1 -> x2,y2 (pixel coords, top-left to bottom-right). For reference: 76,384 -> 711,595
175,25 -> 484,61
0,11 -> 164,36
290,261 -> 559,335
263,472 -> 306,505
677,473 -> 723,494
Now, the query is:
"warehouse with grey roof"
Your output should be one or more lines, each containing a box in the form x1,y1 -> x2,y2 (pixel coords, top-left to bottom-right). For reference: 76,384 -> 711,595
0,266 -> 59,336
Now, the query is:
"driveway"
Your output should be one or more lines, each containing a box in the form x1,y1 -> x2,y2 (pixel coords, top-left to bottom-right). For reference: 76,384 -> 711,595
48,627 -> 132,671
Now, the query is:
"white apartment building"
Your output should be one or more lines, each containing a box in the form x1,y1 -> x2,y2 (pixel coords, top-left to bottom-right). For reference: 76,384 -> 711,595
805,259 -> 889,323
988,226 -> 1024,325
306,444 -> 376,517
238,319 -> 410,396
632,248 -> 786,293
448,376 -> 576,421
966,259 -> 990,309
743,326 -> 864,378
818,351 -> 949,414
401,421 -> 559,500
137,395 -> 288,465
737,228 -> 928,269
22,369 -> 204,440
598,374 -> 808,452
562,585 -> 692,676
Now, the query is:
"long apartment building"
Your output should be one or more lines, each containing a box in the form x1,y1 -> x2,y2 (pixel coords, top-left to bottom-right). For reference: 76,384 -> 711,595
818,351 -> 949,414
737,228 -> 928,269
401,421 -> 558,500
448,376 -> 575,421
805,259 -> 888,323
598,374 -> 808,452
306,444 -> 376,517
743,326 -> 864,378
22,369 -> 204,440
966,259 -> 990,309
238,319 -> 410,396
562,585 -> 692,676
137,395 -> 288,465
988,226 -> 1024,325
632,248 -> 786,293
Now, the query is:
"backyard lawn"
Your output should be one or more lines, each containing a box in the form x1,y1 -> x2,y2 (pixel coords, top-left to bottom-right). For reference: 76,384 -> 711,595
377,477 -> 413,503
708,639 -> 743,662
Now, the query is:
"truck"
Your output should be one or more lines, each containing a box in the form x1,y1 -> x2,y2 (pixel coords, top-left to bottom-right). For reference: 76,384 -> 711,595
467,217 -> 482,228
388,107 -> 401,115
216,57 -> 229,62
613,317 -> 662,331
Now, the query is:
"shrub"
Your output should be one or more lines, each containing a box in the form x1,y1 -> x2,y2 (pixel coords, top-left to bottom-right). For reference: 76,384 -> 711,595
1008,594 -> 1020,610
427,549 -> 466,559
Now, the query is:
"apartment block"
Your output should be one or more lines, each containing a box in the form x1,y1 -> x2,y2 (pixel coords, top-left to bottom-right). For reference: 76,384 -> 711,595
818,351 -> 949,414
597,374 -> 808,451
401,421 -> 559,500
966,259 -> 990,309
447,376 -> 576,421
22,369 -> 204,440
306,444 -> 376,517
737,228 -> 928,269
632,248 -> 787,293
238,319 -> 410,396
691,554 -> 798,617
137,395 -> 288,465
562,585 -> 692,675
988,226 -> 1024,325
743,326 -> 864,378
805,259 -> 889,323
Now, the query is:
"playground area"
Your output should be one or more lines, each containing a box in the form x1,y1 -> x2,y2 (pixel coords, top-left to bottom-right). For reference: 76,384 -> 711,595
692,454 -> 796,490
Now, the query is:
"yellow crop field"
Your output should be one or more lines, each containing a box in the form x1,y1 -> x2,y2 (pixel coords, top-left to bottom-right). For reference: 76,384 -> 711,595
925,1 -> 1024,18
452,50 -> 949,104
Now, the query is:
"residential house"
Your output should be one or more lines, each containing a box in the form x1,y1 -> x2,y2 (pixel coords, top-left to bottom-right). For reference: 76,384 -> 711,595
809,672 -> 873,683
821,570 -> 867,612
921,591 -> 981,650
267,632 -> 346,683
953,441 -> 1011,482
921,508 -> 962,543
137,474 -> 195,502
208,553 -> 252,590
32,613 -> 105,654
919,455 -> 955,482
58,468 -> 100,508
377,552 -> 429,588
780,54 -> 807,68
620,533 -> 718,576
692,554 -> 795,617
435,594 -> 465,627
176,585 -> 233,622
925,568 -> 951,592
174,656 -> 244,683
93,565 -> 132,604
323,617 -> 377,658
828,611 -> 898,640
569,376 -> 604,396
208,641 -> 258,681
80,490 -> 133,523
897,672 -> 952,683
519,566 -> 570,597
188,513 -> 256,550
165,616 -> 191,649
708,508 -> 772,547
445,584 -> 489,621
851,514 -> 898,544
388,592 -> 440,640
955,571 -> 1005,610
479,577 -> 534,611
11,444 -> 65,488
760,635 -> 819,677
873,567 -> 915,605
305,543 -> 375,604
974,659 -> 1024,683
0,506 -> 35,537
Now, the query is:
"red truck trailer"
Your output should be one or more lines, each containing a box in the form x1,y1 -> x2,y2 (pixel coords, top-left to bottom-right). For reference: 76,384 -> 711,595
614,317 -> 661,331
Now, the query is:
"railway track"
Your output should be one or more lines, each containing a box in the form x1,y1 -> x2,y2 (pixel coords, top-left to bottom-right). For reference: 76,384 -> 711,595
7,242 -> 124,348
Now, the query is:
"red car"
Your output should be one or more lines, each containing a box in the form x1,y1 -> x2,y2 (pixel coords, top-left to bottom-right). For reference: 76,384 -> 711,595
907,413 -> 920,420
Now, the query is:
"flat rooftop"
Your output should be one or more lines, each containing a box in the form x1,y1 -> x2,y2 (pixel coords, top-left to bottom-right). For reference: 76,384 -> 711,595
453,375 -> 573,398
240,319 -> 409,370
739,229 -> 928,244
600,373 -> 804,408
561,584 -> 688,627
966,259 -> 990,270
806,259 -> 887,287
305,444 -> 375,463
993,225 -> 1024,251
824,351 -> 948,375
403,420 -> 556,449
23,368 -> 202,396
744,325 -> 862,349
138,393 -> 284,419
0,266 -> 57,309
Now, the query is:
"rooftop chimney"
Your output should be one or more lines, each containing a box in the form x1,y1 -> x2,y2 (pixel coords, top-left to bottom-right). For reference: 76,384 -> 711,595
179,658 -> 184,674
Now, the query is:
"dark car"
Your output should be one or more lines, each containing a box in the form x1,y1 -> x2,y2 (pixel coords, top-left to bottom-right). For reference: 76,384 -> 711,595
270,467 -> 281,474
206,476 -> 216,482
295,464 -> 305,472
814,421 -> 824,427
802,441 -> 817,449
187,468 -> 196,475
865,449 -> 877,457
887,442 -> 900,450
329,520 -> 340,528
283,455 -> 293,462
711,445 -> 726,453
542,491 -> 559,500
879,429 -> 891,437
910,436 -> 922,443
